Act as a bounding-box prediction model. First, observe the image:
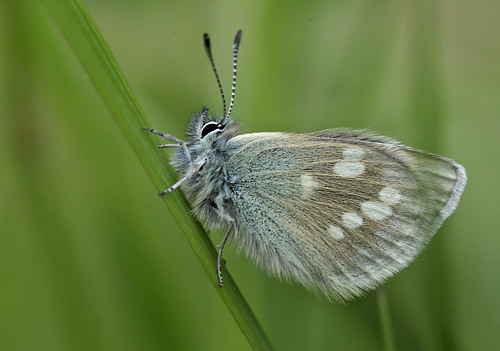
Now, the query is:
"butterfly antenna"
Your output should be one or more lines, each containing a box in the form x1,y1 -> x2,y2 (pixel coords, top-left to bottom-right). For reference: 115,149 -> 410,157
223,29 -> 242,123
203,33 -> 227,120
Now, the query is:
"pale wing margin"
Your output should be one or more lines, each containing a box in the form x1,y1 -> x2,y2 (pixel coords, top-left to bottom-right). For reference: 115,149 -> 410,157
225,129 -> 467,300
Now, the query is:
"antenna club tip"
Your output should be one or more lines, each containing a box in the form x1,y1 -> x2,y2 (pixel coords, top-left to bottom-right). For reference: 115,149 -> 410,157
234,30 -> 243,44
203,33 -> 211,47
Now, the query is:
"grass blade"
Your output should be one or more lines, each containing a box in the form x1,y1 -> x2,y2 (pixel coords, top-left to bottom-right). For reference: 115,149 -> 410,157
377,288 -> 396,351
40,0 -> 273,349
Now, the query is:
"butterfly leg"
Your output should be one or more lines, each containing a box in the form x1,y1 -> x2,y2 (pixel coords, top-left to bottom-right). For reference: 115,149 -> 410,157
162,141 -> 192,166
157,144 -> 179,148
142,127 -> 184,143
180,142 -> 192,166
217,225 -> 232,287
143,127 -> 192,165
158,157 -> 207,196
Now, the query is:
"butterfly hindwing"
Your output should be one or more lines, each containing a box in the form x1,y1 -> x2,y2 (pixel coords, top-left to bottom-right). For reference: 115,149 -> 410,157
225,129 -> 466,300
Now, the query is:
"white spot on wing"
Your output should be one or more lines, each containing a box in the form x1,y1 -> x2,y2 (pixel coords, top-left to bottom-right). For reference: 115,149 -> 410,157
300,174 -> 319,199
343,147 -> 365,160
361,201 -> 393,221
379,187 -> 402,205
399,222 -> 416,236
334,161 -> 365,177
328,225 -> 345,240
342,212 -> 363,229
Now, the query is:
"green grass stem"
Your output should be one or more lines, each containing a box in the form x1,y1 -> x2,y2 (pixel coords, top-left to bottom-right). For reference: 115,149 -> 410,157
40,0 -> 272,349
377,288 -> 396,351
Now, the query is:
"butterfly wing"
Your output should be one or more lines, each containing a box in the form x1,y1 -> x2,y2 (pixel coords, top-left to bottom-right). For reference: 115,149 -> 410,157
225,130 -> 467,300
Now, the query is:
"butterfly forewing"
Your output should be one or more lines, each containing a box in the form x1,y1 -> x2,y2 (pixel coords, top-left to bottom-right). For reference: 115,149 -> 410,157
226,129 -> 466,300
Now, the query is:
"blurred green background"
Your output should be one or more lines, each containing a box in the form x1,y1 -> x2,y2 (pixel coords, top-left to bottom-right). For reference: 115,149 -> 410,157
1,0 -> 499,350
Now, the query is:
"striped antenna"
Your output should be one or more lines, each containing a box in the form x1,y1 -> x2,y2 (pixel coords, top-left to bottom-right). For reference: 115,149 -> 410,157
222,30 -> 242,123
203,33 -> 227,119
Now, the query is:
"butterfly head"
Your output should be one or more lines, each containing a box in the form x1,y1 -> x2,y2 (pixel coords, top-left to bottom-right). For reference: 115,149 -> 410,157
186,106 -> 239,146
184,29 -> 243,149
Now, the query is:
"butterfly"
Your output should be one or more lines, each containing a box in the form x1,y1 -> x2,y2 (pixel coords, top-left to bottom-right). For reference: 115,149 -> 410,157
144,30 -> 467,300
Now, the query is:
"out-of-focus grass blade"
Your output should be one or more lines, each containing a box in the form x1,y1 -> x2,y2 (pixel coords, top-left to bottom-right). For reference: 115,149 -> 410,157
409,1 -> 455,350
40,0 -> 272,349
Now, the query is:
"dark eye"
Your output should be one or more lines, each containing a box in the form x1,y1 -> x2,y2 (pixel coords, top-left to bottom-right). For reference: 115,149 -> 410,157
200,122 -> 222,138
